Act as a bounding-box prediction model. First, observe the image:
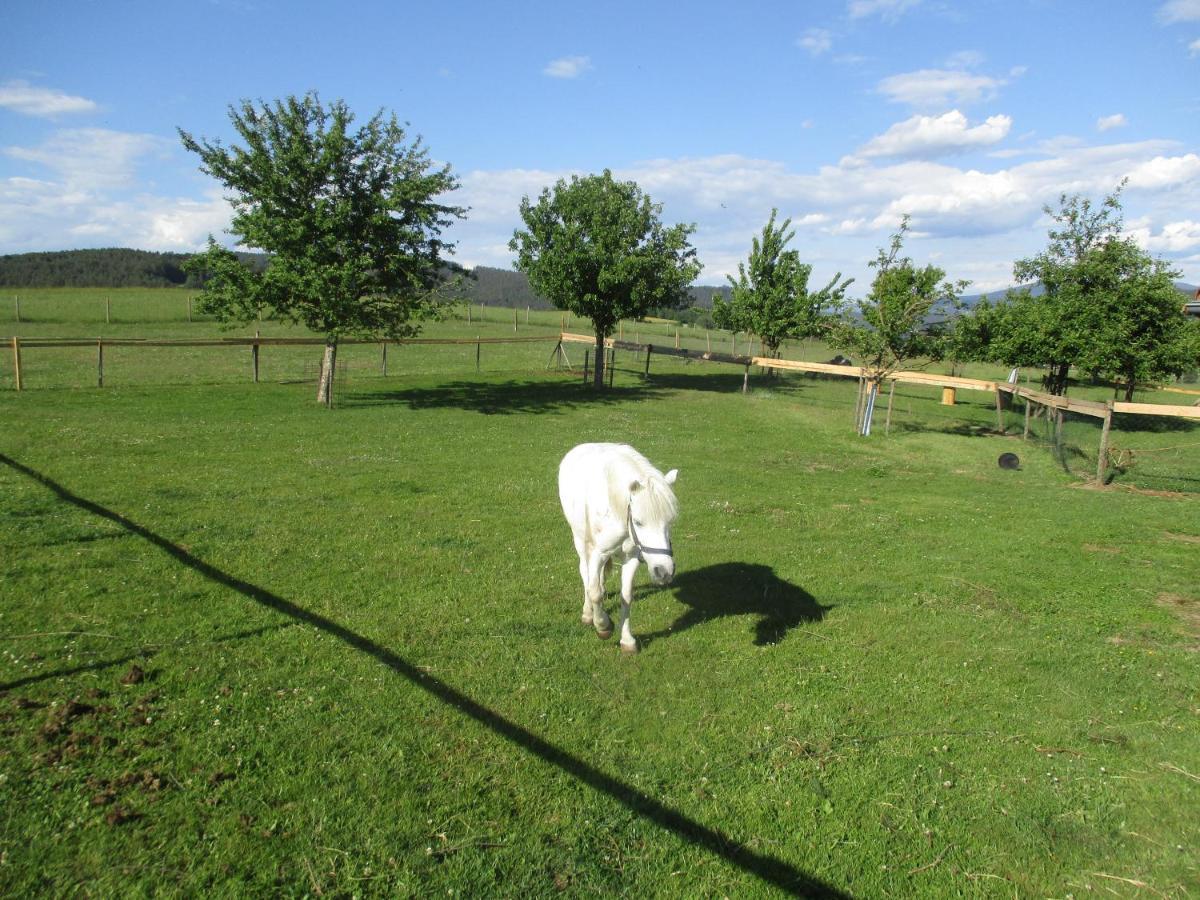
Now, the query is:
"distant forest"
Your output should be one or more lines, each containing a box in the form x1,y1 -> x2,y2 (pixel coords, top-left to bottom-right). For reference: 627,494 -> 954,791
0,249 -> 730,314
0,248 -> 268,289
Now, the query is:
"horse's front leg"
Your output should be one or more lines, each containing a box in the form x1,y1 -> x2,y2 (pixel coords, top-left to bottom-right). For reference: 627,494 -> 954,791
586,550 -> 613,639
617,555 -> 641,654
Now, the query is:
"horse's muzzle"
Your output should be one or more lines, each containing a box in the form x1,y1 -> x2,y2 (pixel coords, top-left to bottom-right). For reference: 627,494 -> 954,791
650,563 -> 674,585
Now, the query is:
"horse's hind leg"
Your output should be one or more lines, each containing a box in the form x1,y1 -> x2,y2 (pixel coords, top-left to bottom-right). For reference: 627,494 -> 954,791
573,535 -> 593,626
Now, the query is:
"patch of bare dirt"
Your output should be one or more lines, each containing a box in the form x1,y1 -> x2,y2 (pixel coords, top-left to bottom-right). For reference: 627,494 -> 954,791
1156,593 -> 1200,644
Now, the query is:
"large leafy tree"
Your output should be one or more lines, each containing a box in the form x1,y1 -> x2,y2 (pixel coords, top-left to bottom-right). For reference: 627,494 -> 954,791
510,170 -> 701,388
829,218 -> 966,434
713,209 -> 852,365
180,94 -> 465,406
1073,239 -> 1200,400
1008,185 -> 1126,395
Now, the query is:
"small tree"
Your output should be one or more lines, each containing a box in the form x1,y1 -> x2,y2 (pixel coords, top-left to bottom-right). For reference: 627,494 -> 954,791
829,218 -> 967,434
509,170 -> 701,388
180,94 -> 465,406
713,209 -> 851,366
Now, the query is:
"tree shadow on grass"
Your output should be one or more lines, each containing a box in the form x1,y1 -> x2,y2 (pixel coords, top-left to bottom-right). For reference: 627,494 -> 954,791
342,378 -> 668,415
639,562 -> 832,650
0,452 -> 847,900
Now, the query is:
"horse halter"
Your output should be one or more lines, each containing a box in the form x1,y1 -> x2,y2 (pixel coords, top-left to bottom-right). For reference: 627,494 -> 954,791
626,500 -> 673,560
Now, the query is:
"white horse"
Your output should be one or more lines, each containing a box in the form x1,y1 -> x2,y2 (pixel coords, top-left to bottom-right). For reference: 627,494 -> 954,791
558,443 -> 679,653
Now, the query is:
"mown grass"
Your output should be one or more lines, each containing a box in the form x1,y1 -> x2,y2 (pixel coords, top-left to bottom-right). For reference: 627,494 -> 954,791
2,316 -> 1198,897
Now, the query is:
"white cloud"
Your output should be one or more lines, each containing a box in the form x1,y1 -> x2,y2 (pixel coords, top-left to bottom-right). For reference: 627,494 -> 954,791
1190,38 -> 1200,55
543,56 -> 592,79
857,111 -> 1012,159
797,28 -> 833,56
847,0 -> 921,21
1158,0 -> 1200,23
877,68 -> 1006,108
5,128 -> 169,191
1096,113 -> 1127,132
1127,218 -> 1200,253
945,50 -> 984,69
1123,153 -> 1200,189
0,80 -> 98,118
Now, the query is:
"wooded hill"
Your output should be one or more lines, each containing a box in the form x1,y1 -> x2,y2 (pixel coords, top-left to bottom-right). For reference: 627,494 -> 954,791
0,249 -> 731,312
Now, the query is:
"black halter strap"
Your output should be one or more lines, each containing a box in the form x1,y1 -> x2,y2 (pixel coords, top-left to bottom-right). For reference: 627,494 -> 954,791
627,501 -> 673,560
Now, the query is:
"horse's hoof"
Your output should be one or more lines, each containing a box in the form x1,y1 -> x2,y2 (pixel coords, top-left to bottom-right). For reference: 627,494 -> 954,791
596,628 -> 613,640
620,641 -> 639,655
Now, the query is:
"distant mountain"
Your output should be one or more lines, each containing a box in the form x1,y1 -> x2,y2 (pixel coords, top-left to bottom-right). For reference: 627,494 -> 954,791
459,265 -> 729,311
0,248 -> 274,289
961,281 -> 1196,308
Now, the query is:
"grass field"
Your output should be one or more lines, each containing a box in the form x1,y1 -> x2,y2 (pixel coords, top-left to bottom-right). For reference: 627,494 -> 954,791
2,289 -> 1198,896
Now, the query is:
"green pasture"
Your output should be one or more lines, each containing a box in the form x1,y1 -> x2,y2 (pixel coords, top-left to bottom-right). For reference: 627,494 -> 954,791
3,287 -> 1198,494
1,291 -> 1198,896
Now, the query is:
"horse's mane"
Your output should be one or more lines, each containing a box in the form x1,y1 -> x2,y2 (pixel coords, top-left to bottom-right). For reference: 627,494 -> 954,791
606,446 -> 678,524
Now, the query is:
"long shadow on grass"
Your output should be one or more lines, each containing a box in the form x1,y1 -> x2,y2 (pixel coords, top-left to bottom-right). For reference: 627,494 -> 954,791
640,563 -> 832,649
0,452 -> 847,899
341,378 -> 669,414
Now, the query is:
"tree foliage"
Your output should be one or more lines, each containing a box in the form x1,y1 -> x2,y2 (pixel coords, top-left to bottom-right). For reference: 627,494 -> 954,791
712,209 -> 851,361
509,169 -> 701,388
180,93 -> 464,404
1072,239 -> 1200,399
1006,185 -> 1126,394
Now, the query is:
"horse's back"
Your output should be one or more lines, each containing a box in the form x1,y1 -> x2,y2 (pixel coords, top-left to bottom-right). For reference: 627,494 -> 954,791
559,443 -> 639,528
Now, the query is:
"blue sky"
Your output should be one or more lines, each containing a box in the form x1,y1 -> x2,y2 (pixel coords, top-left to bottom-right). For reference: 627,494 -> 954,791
2,0 -> 1198,292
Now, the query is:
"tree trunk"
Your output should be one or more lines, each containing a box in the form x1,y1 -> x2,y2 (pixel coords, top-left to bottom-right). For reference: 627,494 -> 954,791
1123,377 -> 1136,402
593,329 -> 606,389
316,338 -> 338,407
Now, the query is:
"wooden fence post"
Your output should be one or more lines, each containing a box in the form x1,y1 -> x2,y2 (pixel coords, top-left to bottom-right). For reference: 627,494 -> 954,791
706,330 -> 711,353
675,328 -> 680,349
476,337 -> 481,371
644,346 -> 652,378
11,336 -> 21,391
742,364 -> 750,394
97,338 -> 104,387
994,389 -> 1004,433
583,349 -> 590,384
467,305 -> 472,325
252,331 -> 260,383
1096,401 -> 1114,484
105,297 -> 111,324
187,296 -> 192,323
885,379 -> 896,435
1022,393 -> 1032,440
513,307 -> 518,332
608,348 -> 615,388
381,342 -> 388,376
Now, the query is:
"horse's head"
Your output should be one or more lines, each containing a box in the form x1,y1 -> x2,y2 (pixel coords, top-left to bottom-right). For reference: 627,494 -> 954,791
628,468 -> 679,586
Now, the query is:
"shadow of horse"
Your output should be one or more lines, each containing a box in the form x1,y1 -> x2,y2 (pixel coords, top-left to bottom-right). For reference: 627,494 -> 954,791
640,562 -> 832,648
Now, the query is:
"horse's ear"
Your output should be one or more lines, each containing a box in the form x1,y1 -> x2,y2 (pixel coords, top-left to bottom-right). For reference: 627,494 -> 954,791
664,469 -> 678,485
629,478 -> 644,494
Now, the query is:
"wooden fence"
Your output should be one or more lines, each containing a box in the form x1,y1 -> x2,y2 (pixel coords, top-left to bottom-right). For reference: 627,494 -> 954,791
561,331 -> 1200,485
